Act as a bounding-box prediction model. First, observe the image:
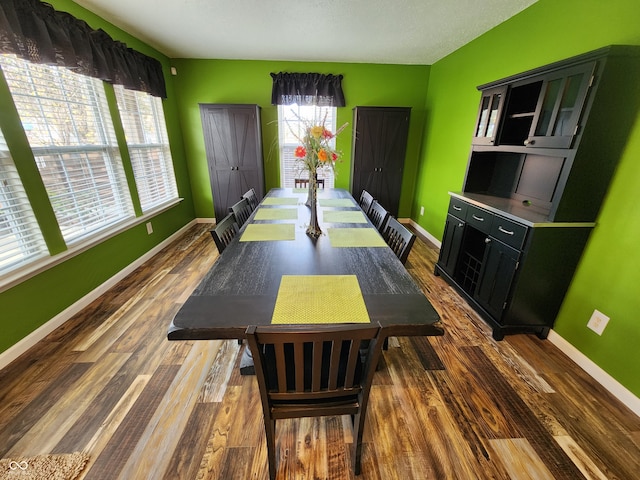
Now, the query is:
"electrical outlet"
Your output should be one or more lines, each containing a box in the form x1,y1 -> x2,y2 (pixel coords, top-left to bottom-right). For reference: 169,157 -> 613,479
420,206 -> 424,216
146,222 -> 153,235
587,309 -> 610,335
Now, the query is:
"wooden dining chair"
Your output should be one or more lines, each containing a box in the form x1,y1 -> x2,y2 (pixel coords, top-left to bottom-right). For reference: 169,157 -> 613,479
367,200 -> 390,232
230,197 -> 253,227
246,323 -> 384,480
382,216 -> 416,265
359,190 -> 374,215
295,178 -> 325,189
241,187 -> 259,211
210,213 -> 239,254
294,178 -> 309,189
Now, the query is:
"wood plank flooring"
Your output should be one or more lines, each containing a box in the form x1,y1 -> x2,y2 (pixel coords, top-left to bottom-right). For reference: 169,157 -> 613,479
1,223 -> 639,479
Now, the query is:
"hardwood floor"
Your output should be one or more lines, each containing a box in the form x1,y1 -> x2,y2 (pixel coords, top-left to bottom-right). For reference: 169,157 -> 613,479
1,223 -> 639,479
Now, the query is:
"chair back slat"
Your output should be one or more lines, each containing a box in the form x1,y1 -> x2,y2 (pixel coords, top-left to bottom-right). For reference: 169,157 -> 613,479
311,341 -> 323,392
327,339 -> 343,391
294,342 -> 305,392
274,343 -> 288,393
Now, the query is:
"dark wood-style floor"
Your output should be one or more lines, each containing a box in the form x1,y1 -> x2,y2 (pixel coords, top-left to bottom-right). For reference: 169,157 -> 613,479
1,223 -> 639,480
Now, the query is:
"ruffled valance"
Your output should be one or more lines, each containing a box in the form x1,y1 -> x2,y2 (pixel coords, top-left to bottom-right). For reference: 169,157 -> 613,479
271,72 -> 345,107
0,0 -> 166,97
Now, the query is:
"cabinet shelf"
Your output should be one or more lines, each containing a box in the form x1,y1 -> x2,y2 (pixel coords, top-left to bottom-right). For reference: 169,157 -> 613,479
509,112 -> 535,119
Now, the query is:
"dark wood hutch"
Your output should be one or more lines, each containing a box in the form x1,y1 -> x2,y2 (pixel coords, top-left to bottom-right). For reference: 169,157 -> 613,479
435,45 -> 640,340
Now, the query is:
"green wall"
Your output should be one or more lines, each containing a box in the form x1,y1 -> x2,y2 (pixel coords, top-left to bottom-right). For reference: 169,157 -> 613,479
0,0 -> 195,354
171,59 -> 430,218
415,0 -> 640,396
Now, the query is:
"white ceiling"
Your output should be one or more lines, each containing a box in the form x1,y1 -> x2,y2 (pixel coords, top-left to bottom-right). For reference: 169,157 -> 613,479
73,0 -> 537,64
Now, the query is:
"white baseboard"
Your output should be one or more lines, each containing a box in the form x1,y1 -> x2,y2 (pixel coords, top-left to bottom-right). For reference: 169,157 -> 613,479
0,220 -> 197,371
407,219 -> 441,248
197,217 -> 216,224
547,330 -> 640,417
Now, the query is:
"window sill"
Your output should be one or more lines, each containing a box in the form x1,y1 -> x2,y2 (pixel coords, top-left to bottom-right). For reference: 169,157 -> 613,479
0,198 -> 184,294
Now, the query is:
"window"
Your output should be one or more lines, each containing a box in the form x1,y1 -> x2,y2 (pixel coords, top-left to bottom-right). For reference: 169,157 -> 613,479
114,86 -> 178,211
0,129 -> 48,275
277,104 -> 337,188
0,54 -> 134,245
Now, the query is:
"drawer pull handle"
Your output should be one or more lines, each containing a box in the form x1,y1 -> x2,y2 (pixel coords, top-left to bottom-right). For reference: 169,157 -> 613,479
453,205 -> 462,211
498,226 -> 514,235
472,215 -> 484,221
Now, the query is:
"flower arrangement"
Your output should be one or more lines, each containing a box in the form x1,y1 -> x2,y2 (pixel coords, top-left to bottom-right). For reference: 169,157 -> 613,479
291,112 -> 348,178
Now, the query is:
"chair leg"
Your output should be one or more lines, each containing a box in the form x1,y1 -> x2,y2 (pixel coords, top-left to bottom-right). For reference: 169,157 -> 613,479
264,418 -> 277,480
351,411 -> 366,475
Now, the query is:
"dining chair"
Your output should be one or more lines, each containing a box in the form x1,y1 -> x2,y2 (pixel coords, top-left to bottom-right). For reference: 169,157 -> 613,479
367,200 -> 390,232
230,197 -> 253,227
241,187 -> 259,211
359,190 -> 374,215
294,178 -> 309,189
382,216 -> 416,265
246,323 -> 384,480
210,213 -> 239,254
295,178 -> 325,189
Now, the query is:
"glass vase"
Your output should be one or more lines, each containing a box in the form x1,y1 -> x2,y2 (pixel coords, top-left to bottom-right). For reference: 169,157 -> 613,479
306,172 -> 322,238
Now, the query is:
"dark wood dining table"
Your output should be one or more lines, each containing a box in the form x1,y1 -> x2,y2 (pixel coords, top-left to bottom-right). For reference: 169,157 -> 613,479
167,188 -> 444,342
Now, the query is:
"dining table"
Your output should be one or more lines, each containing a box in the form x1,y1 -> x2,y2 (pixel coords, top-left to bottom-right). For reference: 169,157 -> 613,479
167,188 -> 444,344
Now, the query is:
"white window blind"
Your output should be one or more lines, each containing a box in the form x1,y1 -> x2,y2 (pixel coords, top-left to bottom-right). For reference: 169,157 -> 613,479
114,85 -> 178,211
0,54 -> 134,245
0,129 -> 48,275
278,104 -> 336,188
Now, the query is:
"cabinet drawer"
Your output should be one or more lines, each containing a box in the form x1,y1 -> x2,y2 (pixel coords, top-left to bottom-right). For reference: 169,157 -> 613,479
490,216 -> 527,249
448,198 -> 468,219
466,205 -> 492,233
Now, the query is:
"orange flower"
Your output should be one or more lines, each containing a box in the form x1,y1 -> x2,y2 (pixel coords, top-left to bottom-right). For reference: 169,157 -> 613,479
294,146 -> 306,158
318,149 -> 328,162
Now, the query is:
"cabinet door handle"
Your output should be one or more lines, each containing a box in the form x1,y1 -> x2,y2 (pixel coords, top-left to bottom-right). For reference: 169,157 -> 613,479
498,226 -> 514,235
485,237 -> 491,244
453,205 -> 462,211
458,223 -> 464,228
472,215 -> 485,221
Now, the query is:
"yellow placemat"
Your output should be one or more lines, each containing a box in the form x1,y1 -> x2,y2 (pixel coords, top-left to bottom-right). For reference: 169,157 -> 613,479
262,197 -> 299,205
253,207 -> 298,221
328,228 -> 387,247
322,210 -> 368,224
240,223 -> 295,241
271,275 -> 370,324
319,198 -> 354,207
293,188 -> 308,194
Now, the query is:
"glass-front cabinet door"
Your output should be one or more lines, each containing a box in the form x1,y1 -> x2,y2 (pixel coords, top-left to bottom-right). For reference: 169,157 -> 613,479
473,86 -> 506,145
525,62 -> 596,149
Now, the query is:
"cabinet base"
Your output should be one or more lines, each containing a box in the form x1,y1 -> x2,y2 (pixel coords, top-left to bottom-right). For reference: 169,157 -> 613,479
434,263 -> 551,341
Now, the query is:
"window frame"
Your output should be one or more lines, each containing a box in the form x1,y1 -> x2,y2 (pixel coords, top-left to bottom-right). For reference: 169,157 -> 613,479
113,85 -> 179,212
0,54 -> 135,246
277,104 -> 337,188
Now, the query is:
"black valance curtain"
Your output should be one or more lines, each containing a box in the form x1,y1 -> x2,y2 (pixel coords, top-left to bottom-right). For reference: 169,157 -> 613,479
270,72 -> 345,107
0,0 -> 166,98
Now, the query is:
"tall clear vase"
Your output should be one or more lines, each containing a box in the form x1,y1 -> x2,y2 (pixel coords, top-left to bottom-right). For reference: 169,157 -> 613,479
306,172 -> 322,238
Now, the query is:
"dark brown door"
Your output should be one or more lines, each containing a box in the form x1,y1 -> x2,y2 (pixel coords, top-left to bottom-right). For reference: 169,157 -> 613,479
351,107 -> 410,217
200,104 -> 264,221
